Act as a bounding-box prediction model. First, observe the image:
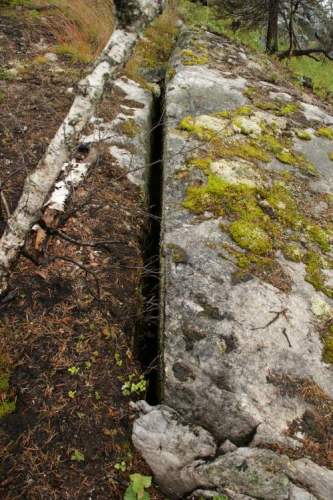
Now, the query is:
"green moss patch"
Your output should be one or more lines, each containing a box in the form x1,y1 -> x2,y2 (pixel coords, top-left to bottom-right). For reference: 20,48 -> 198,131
282,243 -> 304,262
316,127 -> 333,140
322,325 -> 333,364
0,400 -> 16,418
275,149 -> 317,176
218,139 -> 271,163
119,119 -> 140,138
296,130 -> 312,141
307,225 -> 330,252
305,251 -> 333,299
229,220 -> 272,255
181,49 -> 208,66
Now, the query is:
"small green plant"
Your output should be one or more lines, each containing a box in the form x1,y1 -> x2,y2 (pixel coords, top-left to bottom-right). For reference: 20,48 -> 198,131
115,352 -> 123,367
68,390 -> 76,399
114,460 -> 127,472
68,366 -> 80,375
0,400 -> 16,418
70,449 -> 85,462
0,68 -> 14,81
122,375 -> 147,396
124,473 -> 152,500
95,391 -> 101,401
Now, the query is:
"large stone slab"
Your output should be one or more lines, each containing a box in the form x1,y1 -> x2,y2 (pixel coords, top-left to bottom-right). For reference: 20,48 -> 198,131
134,30 -> 333,499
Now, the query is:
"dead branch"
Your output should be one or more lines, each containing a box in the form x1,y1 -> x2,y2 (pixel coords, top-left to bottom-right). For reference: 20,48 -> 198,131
40,223 -> 124,249
278,47 -> 333,60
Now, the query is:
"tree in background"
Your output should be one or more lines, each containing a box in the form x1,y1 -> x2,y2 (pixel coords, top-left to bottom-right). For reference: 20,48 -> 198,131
203,0 -> 332,59
267,0 -> 280,53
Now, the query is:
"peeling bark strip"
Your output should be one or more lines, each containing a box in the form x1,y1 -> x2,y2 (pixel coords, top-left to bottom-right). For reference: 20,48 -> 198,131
0,0 -> 163,295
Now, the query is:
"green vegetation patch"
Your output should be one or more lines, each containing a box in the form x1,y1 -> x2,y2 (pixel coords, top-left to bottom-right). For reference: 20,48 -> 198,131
296,130 -> 312,141
316,127 -> 333,140
180,107 -> 333,295
124,7 -> 179,90
229,220 -> 272,254
181,49 -> 208,66
305,252 -> 333,299
322,325 -> 333,364
119,119 -> 140,138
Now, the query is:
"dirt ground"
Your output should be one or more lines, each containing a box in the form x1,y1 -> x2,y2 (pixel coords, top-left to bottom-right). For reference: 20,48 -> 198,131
0,9 -> 165,500
0,12 -> 83,230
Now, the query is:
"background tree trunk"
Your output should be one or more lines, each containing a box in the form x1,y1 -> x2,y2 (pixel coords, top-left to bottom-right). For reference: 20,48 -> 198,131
266,0 -> 279,53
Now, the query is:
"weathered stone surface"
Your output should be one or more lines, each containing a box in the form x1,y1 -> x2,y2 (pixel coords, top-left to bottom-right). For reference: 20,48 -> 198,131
82,76 -> 154,188
133,403 -> 333,499
132,402 -> 216,498
133,30 -> 333,499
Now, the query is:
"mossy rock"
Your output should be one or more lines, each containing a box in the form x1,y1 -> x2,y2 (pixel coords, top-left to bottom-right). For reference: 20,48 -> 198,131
296,129 -> 312,141
315,127 -> 333,140
282,243 -> 304,262
119,119 -> 140,138
168,243 -> 189,264
322,325 -> 333,364
181,49 -> 208,66
229,220 -> 272,255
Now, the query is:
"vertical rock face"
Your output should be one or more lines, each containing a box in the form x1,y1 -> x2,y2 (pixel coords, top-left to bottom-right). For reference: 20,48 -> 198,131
133,31 -> 333,499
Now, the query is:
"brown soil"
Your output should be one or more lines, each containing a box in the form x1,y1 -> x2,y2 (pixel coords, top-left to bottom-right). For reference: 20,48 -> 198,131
0,10 -> 165,500
0,149 -> 164,498
0,11 -> 85,231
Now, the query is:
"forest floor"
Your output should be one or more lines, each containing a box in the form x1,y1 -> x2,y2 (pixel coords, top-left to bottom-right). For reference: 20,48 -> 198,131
0,7 -> 165,500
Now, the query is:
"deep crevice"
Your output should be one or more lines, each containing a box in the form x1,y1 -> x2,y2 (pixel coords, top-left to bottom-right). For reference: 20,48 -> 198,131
135,81 -> 165,405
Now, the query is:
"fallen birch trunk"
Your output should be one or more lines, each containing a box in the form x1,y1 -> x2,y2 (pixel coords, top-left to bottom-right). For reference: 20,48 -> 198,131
0,0 -> 164,295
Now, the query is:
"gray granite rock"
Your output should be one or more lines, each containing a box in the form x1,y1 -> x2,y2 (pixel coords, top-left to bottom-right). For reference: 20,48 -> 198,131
133,29 -> 333,499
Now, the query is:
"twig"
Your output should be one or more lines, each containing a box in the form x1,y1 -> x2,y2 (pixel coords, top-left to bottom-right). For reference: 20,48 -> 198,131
40,223 -> 123,248
251,309 -> 288,331
282,328 -> 292,348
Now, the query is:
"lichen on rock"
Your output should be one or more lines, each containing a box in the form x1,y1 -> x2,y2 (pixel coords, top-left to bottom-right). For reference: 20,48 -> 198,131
133,29 -> 333,500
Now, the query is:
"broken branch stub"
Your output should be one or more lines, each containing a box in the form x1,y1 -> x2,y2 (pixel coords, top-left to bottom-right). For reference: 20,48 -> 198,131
0,0 -> 163,296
